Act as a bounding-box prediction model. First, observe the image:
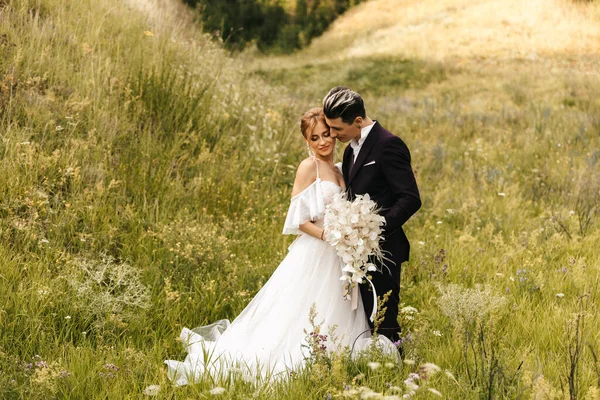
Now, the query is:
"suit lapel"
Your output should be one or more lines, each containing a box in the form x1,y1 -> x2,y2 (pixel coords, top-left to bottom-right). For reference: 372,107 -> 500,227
342,144 -> 353,184
347,122 -> 380,186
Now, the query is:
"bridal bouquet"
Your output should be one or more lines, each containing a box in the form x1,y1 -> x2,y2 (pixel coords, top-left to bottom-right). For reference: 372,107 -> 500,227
324,192 -> 386,316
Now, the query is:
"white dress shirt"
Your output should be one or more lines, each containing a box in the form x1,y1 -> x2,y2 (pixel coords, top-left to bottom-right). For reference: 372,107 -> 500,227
350,121 -> 376,162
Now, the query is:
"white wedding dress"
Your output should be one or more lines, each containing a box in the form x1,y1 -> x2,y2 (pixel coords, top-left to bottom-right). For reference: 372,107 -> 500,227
165,160 -> 397,386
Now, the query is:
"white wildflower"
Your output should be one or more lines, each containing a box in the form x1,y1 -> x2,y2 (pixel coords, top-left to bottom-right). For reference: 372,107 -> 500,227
556,293 -> 565,298
404,380 -> 419,391
432,330 -> 442,337
401,306 -> 418,314
209,386 -> 226,395
428,388 -> 443,397
403,359 -> 415,365
437,283 -> 507,327
367,362 -> 381,370
420,363 -> 442,377
360,390 -> 382,399
143,384 -> 161,396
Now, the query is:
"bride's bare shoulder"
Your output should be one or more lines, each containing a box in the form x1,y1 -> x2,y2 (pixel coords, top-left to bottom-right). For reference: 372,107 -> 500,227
291,158 -> 318,197
295,157 -> 318,176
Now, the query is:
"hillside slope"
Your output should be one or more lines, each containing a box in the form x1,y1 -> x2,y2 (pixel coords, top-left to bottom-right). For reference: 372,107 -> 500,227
305,0 -> 600,61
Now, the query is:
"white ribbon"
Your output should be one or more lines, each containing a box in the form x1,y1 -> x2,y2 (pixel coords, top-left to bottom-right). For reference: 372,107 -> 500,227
350,278 -> 378,323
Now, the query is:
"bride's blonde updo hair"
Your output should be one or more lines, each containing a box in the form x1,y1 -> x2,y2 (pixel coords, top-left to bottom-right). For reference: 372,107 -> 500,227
300,108 -> 327,139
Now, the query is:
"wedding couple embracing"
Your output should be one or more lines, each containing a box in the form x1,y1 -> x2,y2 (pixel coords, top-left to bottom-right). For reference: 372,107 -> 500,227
165,87 -> 422,385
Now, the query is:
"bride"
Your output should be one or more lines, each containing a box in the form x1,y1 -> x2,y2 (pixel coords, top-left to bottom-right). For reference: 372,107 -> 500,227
165,108 -> 397,386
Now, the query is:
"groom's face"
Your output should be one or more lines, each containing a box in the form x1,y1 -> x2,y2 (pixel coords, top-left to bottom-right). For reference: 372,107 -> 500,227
325,117 -> 360,143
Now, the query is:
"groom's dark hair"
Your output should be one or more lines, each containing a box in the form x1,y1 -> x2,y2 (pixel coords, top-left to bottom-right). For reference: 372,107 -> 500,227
322,86 -> 366,125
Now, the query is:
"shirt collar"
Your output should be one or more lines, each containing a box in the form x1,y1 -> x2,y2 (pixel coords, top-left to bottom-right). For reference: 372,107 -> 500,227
350,121 -> 376,151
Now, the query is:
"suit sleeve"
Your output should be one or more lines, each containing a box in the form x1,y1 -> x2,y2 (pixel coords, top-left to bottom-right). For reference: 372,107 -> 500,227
381,136 -> 421,234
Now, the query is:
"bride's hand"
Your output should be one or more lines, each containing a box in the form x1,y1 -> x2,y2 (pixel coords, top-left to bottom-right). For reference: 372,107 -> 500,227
298,221 -> 327,242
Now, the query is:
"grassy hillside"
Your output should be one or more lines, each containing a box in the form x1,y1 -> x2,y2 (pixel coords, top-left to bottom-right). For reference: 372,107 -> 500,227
303,0 -> 600,61
0,0 -> 307,397
2,0 -> 600,398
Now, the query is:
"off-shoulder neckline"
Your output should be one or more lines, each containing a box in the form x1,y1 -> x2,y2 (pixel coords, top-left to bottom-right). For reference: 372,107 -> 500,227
290,178 -> 342,200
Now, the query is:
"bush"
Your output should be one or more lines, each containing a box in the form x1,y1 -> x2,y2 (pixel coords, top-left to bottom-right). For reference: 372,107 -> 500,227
183,0 -> 363,53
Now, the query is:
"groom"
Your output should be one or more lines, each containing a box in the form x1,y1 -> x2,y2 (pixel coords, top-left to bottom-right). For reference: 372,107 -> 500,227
323,86 -> 421,346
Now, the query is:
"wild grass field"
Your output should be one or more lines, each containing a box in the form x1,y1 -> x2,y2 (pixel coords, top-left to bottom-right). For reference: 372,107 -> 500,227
1,0 -> 600,398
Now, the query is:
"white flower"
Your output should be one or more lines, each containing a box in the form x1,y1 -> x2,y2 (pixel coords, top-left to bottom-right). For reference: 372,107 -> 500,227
403,380 -> 419,391
498,192 -> 505,197
367,361 -> 381,370
420,362 -> 442,377
556,293 -> 565,298
143,385 -> 161,396
403,359 -> 415,365
209,387 -> 226,395
428,388 -> 443,397
324,193 -> 386,299
65,316 -> 71,320
360,389 -> 382,399
418,241 -> 425,246
432,330 -> 442,337
401,306 -> 418,315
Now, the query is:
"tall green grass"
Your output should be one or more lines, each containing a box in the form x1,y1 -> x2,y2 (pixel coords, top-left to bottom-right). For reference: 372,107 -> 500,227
1,0 -> 600,398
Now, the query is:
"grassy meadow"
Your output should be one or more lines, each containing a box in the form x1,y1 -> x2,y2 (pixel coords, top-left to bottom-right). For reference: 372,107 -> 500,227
1,0 -> 600,398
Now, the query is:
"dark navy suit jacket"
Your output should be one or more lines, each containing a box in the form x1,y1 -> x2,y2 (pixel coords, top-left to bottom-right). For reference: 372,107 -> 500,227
343,122 -> 421,267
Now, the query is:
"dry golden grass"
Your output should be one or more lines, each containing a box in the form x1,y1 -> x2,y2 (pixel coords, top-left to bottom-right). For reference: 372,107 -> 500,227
306,0 -> 600,62
123,0 -> 199,40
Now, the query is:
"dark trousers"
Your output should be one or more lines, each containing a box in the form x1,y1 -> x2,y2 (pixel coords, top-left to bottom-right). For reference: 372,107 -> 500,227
359,261 -> 402,344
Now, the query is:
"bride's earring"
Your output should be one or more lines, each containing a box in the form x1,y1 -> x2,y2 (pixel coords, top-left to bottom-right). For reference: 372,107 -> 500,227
306,142 -> 314,157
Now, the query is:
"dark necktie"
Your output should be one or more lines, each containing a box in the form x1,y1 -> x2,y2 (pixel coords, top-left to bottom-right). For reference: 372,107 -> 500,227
348,149 -> 355,174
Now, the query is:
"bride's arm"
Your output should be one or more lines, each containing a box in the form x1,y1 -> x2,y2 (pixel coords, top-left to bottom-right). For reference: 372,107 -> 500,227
291,159 -> 326,241
299,220 -> 325,241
